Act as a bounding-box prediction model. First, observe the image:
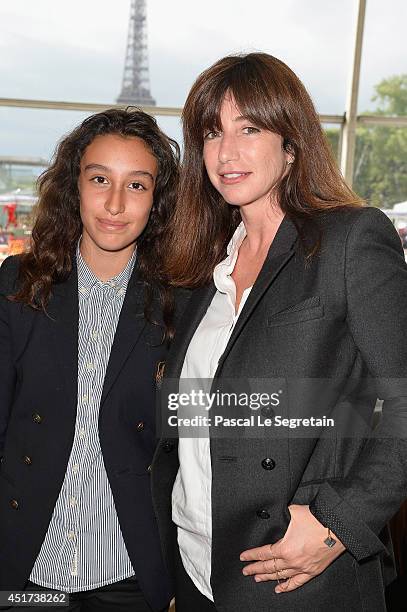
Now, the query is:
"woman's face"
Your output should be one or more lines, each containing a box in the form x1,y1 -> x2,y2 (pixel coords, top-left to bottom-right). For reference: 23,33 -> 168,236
203,95 -> 292,212
78,133 -> 157,257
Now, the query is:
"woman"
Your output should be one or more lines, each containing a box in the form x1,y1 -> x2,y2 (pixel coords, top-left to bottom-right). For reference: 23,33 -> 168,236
151,53 -> 407,611
0,108 -> 181,611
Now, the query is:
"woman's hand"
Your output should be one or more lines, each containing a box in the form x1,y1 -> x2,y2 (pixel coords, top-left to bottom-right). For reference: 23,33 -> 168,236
240,504 -> 346,593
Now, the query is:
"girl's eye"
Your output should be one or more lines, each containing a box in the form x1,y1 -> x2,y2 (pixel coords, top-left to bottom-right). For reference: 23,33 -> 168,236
242,126 -> 260,135
204,130 -> 221,140
129,182 -> 146,191
92,176 -> 108,184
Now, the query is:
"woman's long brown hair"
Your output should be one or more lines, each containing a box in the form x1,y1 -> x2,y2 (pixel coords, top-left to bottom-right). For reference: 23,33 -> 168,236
164,53 -> 363,287
12,108 -> 180,341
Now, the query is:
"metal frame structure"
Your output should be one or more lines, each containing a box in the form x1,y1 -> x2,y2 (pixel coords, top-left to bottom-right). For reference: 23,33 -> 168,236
0,0 -> 406,185
117,0 -> 155,106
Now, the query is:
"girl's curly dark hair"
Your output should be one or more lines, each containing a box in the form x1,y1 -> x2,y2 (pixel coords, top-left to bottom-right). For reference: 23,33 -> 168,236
13,107 -> 180,341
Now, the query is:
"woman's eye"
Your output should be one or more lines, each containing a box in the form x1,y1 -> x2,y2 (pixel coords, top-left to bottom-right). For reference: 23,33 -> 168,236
92,176 -> 108,184
204,130 -> 221,140
242,126 -> 260,135
129,182 -> 145,191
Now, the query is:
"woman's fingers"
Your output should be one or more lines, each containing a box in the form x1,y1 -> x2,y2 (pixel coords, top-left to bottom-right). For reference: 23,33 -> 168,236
275,572 -> 310,593
240,542 -> 282,562
253,567 -> 297,583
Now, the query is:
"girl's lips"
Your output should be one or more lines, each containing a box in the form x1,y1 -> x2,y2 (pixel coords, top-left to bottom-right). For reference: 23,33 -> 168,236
97,218 -> 128,231
219,172 -> 251,185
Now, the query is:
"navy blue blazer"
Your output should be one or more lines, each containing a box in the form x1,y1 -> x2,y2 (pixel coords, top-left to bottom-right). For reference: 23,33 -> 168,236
0,255 -> 176,611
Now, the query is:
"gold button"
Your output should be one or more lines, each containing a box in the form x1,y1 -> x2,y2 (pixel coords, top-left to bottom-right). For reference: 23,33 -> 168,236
23,455 -> 32,466
32,413 -> 42,424
10,499 -> 19,509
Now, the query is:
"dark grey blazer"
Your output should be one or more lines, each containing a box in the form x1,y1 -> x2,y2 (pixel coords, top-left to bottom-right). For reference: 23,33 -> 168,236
151,207 -> 407,612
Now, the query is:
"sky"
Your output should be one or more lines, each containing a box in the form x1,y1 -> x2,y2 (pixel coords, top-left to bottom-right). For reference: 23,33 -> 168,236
0,0 -> 406,162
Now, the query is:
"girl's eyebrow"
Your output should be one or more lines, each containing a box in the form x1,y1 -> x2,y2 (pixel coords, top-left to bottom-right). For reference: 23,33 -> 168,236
83,164 -> 155,182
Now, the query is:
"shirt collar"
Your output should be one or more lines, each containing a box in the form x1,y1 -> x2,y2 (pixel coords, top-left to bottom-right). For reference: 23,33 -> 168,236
213,221 -> 247,293
76,241 -> 137,297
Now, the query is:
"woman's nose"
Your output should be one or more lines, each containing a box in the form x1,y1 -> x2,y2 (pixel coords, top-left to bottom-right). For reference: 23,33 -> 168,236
218,135 -> 239,164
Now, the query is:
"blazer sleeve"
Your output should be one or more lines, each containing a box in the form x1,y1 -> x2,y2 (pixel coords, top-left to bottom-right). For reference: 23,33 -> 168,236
310,207 -> 407,561
0,256 -> 18,455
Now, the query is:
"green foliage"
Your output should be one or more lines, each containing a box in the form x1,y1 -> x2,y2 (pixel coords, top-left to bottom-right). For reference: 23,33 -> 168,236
354,123 -> 407,207
354,76 -> 407,207
372,74 -> 407,116
324,75 -> 407,208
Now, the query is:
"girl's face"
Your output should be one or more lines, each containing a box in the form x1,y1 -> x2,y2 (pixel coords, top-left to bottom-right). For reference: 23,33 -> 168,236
203,95 -> 292,213
78,133 -> 157,258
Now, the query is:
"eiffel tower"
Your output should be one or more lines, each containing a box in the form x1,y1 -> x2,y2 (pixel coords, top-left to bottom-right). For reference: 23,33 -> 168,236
117,0 -> 156,107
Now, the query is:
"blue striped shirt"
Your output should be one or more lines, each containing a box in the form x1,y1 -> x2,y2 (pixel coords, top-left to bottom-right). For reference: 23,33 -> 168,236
30,245 -> 137,592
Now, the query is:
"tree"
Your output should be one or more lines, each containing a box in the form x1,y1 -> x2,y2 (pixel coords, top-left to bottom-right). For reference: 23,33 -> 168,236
325,74 -> 407,207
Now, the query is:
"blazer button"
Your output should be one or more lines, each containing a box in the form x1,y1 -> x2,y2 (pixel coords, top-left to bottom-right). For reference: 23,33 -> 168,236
147,464 -> 152,473
10,499 -> 19,510
23,455 -> 33,466
32,413 -> 42,424
261,458 -> 276,470
136,421 -> 145,432
162,441 -> 175,453
256,509 -> 270,520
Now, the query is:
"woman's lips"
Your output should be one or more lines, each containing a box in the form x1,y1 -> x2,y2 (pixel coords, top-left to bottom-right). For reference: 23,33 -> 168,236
97,218 -> 128,231
219,172 -> 251,185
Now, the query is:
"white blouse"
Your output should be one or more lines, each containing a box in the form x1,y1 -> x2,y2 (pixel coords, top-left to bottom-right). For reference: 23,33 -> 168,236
172,221 -> 252,601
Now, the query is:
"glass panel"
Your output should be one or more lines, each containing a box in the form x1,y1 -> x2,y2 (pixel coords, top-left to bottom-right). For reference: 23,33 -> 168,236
323,125 -> 341,162
358,0 -> 407,113
1,0 -> 354,112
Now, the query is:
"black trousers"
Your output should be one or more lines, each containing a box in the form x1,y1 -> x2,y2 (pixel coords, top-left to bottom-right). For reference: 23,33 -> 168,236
22,575 -> 167,612
174,550 -> 217,612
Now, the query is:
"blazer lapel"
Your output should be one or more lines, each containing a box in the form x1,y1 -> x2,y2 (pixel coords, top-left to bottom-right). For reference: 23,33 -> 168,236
165,283 -> 217,379
100,266 -> 147,406
216,215 -> 298,373
46,266 -> 79,413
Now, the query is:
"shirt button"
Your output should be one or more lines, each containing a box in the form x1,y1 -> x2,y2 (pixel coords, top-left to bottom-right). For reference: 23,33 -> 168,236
82,395 -> 88,404
72,464 -> 79,474
86,362 -> 94,372
79,428 -> 86,439
69,496 -> 77,507
91,330 -> 98,340
67,530 -> 75,540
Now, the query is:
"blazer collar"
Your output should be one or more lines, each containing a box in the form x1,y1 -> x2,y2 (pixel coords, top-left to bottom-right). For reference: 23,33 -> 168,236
100,265 -> 146,406
215,215 -> 298,372
46,258 -> 147,410
165,215 -> 299,381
